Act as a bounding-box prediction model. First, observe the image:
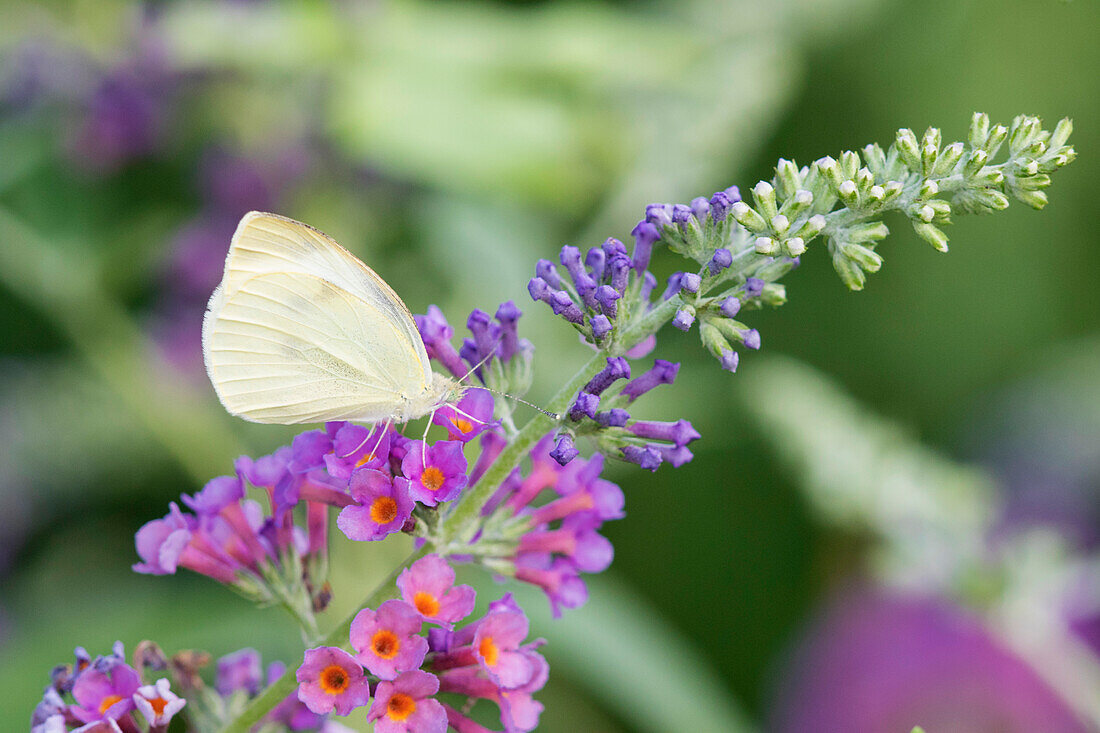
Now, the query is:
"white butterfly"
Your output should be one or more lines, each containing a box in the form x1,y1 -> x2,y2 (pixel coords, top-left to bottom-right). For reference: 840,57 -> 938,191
202,211 -> 463,425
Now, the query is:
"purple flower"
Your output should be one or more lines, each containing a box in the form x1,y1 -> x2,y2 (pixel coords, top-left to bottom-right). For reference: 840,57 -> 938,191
70,661 -> 141,723
295,646 -> 370,716
132,678 -> 186,728
549,433 -> 579,466
401,441 -> 468,506
672,307 -> 695,331
583,357 -> 630,396
744,277 -> 765,297
518,524 -> 614,574
721,350 -> 740,372
350,600 -> 428,680
132,503 -> 239,584
772,590 -> 1089,733
630,221 -> 661,272
621,359 -> 679,402
216,648 -> 263,696
569,392 -> 600,421
514,557 -> 589,618
720,296 -> 742,318
679,272 -> 702,294
621,445 -> 663,471
709,247 -> 733,274
594,285 -> 621,318
397,554 -> 477,628
367,670 -> 447,733
627,419 -> 701,447
433,388 -> 494,442
494,301 -> 524,362
594,409 -> 630,428
415,305 -> 468,380
324,423 -> 393,480
590,314 -> 613,340
337,470 -> 414,541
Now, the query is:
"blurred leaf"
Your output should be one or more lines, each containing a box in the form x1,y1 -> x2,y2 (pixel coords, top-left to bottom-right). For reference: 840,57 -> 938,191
510,574 -> 759,733
736,355 -> 998,590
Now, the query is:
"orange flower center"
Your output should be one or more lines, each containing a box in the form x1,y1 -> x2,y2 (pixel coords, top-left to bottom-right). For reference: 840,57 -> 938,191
148,696 -> 168,715
478,636 -> 499,667
372,630 -> 400,659
451,417 -> 474,434
421,466 -> 445,492
413,591 -> 440,618
99,694 -> 124,714
355,450 -> 379,468
370,496 -> 398,524
387,692 -> 417,721
319,664 -> 350,695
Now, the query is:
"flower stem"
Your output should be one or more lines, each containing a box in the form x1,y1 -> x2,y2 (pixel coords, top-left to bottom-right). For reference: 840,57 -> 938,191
436,351 -> 609,547
217,548 -> 427,733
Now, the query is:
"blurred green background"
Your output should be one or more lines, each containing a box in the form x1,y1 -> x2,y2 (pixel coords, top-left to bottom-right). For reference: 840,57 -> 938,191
2,0 -> 1098,731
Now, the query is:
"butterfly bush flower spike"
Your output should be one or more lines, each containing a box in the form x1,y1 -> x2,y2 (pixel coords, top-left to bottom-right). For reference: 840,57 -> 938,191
104,113 -> 1075,733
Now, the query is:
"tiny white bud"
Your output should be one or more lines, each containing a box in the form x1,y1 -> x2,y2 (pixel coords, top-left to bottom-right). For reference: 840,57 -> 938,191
918,205 -> 935,222
920,180 -> 939,197
771,214 -> 790,233
869,185 -> 885,201
784,237 -> 806,256
754,236 -> 778,255
753,181 -> 774,198
794,190 -> 813,205
1023,160 -> 1038,175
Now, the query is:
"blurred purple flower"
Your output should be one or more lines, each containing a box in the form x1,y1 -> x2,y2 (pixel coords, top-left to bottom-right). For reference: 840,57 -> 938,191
771,590 -> 1088,733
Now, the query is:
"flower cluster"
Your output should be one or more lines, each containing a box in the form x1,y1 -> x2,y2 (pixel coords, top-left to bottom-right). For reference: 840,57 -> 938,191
294,555 -> 546,732
112,113 -> 1076,733
132,392 -> 500,621
471,435 -> 624,617
560,356 -> 701,469
417,302 -> 534,405
32,643 -> 185,733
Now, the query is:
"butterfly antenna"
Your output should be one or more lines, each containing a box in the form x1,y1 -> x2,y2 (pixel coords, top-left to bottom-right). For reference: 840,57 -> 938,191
484,387 -> 561,420
453,342 -> 560,420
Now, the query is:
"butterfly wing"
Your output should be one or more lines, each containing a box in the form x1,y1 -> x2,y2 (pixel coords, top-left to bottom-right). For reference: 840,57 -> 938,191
202,213 -> 433,424
219,211 -> 432,384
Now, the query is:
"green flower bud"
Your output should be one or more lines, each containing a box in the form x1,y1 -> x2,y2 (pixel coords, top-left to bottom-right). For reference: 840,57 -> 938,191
895,128 -> 921,170
830,245 -> 866,290
932,142 -> 965,176
863,143 -> 887,175
793,213 -> 827,241
847,221 -> 889,243
985,125 -> 1008,157
1014,189 -> 1048,210
784,236 -> 806,257
774,158 -> 803,199
840,242 -> 883,273
1049,117 -> 1073,149
838,180 -> 859,206
963,149 -> 990,177
752,180 -> 779,219
779,189 -> 814,220
913,222 -> 949,252
969,112 -> 991,148
731,201 -> 768,232
754,236 -> 778,255
840,150 -> 861,179
760,282 -> 787,307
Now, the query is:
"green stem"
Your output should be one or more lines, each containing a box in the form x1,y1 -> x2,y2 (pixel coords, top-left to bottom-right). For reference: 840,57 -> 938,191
218,548 -> 427,733
436,352 -> 609,547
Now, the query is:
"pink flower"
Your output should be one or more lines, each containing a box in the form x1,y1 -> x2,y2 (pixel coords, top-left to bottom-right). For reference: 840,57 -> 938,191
324,423 -> 394,480
432,388 -> 495,442
70,662 -> 141,723
367,671 -> 447,733
473,610 -> 536,689
132,678 -> 186,727
401,441 -> 468,506
295,646 -> 371,716
397,554 -> 477,628
337,470 -> 414,541
350,600 -> 428,680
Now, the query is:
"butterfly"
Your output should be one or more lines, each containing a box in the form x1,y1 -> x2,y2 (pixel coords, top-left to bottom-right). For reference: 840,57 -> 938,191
202,211 -> 465,425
